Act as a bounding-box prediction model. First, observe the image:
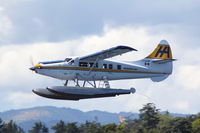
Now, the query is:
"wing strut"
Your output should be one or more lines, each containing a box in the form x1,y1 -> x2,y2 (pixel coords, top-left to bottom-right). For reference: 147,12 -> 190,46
88,57 -> 99,74
103,76 -> 110,88
63,76 -> 111,89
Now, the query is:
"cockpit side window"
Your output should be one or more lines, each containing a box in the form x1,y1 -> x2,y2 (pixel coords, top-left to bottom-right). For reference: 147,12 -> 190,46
89,63 -> 94,67
95,63 -> 98,68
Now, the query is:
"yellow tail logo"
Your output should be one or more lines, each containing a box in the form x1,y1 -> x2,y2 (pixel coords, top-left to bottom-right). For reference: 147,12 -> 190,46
146,40 -> 172,59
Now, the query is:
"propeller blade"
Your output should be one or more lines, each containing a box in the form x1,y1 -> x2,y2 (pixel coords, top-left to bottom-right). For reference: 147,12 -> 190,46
29,56 -> 34,66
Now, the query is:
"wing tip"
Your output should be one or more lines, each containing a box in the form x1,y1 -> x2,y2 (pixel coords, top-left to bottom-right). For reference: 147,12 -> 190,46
117,45 -> 137,51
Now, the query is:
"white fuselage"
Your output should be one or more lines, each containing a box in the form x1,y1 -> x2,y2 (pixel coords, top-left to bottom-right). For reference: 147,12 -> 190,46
31,42 -> 174,100
34,58 -> 170,81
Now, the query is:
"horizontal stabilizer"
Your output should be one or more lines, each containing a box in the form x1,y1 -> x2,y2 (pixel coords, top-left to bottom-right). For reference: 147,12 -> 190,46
151,59 -> 177,64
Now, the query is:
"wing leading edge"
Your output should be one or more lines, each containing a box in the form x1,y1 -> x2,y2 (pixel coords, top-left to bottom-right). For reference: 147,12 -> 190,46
79,45 -> 137,61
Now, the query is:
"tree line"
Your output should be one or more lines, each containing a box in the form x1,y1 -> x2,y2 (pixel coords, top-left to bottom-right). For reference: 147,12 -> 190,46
0,103 -> 200,133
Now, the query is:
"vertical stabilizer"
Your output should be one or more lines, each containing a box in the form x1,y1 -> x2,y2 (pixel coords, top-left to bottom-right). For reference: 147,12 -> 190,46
144,40 -> 175,82
146,40 -> 172,59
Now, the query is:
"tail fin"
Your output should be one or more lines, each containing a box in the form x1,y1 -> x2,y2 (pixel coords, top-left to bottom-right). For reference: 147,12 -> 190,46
144,40 -> 175,82
146,40 -> 172,59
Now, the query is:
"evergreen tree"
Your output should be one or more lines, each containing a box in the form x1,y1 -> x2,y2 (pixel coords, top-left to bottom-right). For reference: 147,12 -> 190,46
65,122 -> 79,133
100,123 -> 117,133
52,120 -> 66,133
116,123 -> 129,133
168,117 -> 192,133
1,120 -> 24,133
80,121 -> 101,133
139,103 -> 160,130
126,119 -> 143,133
192,117 -> 200,133
157,113 -> 174,132
29,122 -> 48,133
0,118 -> 4,133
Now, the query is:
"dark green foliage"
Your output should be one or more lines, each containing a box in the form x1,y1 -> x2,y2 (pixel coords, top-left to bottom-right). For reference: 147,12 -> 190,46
125,119 -> 143,133
52,120 -> 79,133
100,123 -> 117,133
158,115 -> 192,133
2,103 -> 200,133
157,114 -> 174,133
170,117 -> 192,133
0,120 -> 24,133
52,120 -> 66,133
65,122 -> 79,133
79,121 -> 102,133
116,123 -> 128,133
139,103 -> 160,130
28,122 -> 48,133
0,118 -> 4,132
192,117 -> 200,133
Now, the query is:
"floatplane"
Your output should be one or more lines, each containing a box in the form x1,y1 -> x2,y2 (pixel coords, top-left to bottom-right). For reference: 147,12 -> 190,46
30,40 -> 175,100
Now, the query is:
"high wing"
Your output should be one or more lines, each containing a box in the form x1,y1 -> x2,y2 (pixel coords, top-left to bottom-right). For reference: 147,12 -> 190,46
79,45 -> 137,61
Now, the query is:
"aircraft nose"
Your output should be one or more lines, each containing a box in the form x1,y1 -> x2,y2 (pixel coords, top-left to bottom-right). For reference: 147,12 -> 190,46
29,64 -> 42,71
29,67 -> 35,71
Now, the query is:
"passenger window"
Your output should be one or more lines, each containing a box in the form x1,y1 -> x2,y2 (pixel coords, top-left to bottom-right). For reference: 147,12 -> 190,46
89,63 -> 94,67
95,63 -> 98,68
117,65 -> 121,70
109,64 -> 113,69
79,62 -> 88,67
103,64 -> 107,69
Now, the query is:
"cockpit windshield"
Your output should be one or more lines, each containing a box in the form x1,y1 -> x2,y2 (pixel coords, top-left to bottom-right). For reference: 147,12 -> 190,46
68,59 -> 74,65
65,58 -> 72,62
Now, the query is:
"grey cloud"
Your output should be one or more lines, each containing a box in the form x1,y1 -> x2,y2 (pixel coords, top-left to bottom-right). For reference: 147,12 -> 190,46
0,0 -> 200,45
0,24 -> 200,113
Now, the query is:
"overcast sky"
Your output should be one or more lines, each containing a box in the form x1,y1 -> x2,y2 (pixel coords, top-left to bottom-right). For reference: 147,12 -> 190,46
0,0 -> 200,114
